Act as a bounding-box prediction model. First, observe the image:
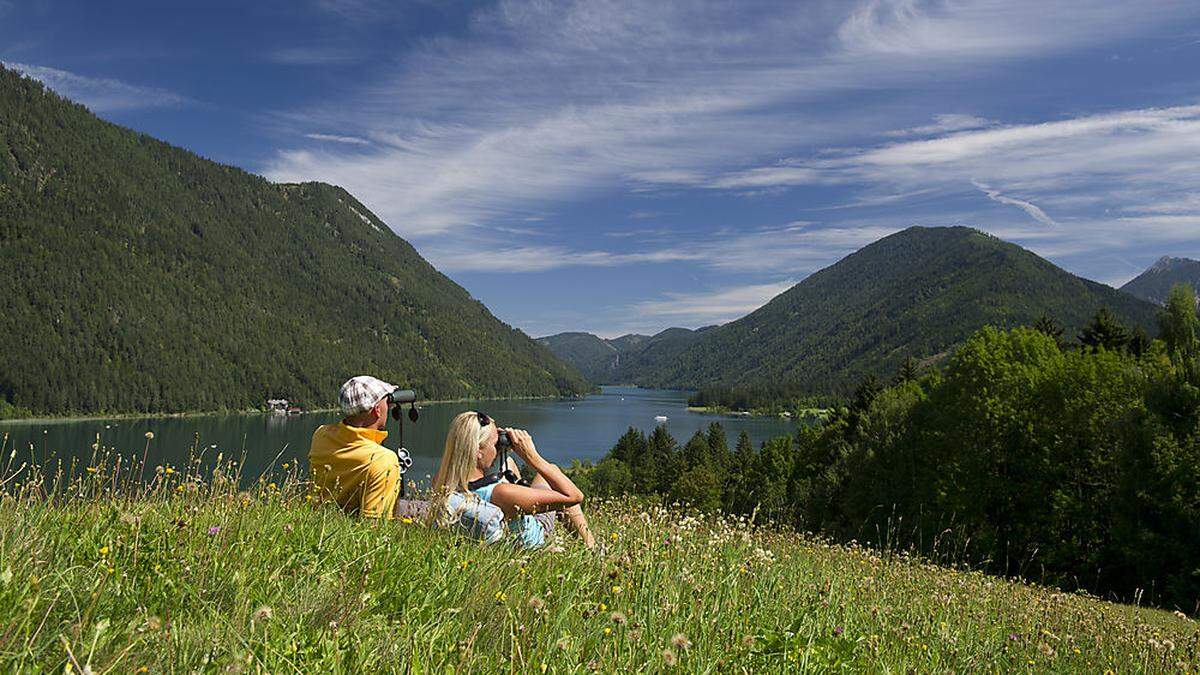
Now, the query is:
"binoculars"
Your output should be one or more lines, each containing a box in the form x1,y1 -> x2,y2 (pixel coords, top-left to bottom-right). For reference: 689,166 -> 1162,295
387,388 -> 420,422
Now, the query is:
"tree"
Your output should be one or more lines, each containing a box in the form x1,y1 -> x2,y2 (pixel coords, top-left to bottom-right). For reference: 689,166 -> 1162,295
1159,284 -> 1199,363
893,356 -> 920,385
1078,307 -> 1131,353
1031,313 -> 1065,347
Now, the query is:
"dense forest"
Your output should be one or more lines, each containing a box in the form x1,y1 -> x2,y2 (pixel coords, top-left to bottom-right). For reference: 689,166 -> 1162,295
537,327 -> 710,384
612,227 -> 1161,394
570,287 -> 1200,610
0,66 -> 589,417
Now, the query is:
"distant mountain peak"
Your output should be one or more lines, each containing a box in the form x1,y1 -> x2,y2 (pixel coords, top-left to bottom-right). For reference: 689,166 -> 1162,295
1122,256 -> 1200,305
1149,256 -> 1195,273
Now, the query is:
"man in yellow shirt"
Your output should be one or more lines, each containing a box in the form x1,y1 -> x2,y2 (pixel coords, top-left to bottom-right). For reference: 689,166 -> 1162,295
308,375 -> 405,519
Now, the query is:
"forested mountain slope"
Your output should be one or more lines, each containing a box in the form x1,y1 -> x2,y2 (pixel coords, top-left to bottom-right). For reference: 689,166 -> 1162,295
1121,256 -> 1200,305
534,332 -> 617,383
538,326 -> 710,384
0,66 -> 588,416
637,226 -> 1160,392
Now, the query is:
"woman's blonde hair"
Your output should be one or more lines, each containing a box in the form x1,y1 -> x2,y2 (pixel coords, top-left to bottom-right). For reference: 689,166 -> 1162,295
429,411 -> 493,524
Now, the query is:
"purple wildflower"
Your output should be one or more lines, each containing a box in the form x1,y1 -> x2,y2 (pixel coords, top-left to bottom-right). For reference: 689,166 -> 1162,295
208,525 -> 221,536
833,626 -> 844,638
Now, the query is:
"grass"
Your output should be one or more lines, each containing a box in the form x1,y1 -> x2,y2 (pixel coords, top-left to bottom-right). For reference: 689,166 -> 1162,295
0,443 -> 1196,672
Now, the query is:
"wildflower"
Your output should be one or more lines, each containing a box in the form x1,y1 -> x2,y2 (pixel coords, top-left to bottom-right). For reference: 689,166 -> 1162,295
208,526 -> 221,536
611,585 -> 622,595
136,667 -> 148,673
107,566 -> 115,574
662,649 -> 678,667
164,467 -> 174,475
144,431 -> 154,440
494,591 -> 506,604
1073,648 -> 1082,655
175,485 -> 185,493
832,626 -> 844,638
99,546 -> 109,556
252,606 -> 273,622
86,467 -> 98,474
603,627 -> 611,636
401,517 -> 414,525
671,633 -> 692,650
610,611 -> 627,625
599,602 -> 607,612
459,560 -> 470,570
528,596 -> 545,612
281,462 -> 289,470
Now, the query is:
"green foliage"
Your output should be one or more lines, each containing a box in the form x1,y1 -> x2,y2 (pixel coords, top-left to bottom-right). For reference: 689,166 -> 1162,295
1078,307 -> 1132,352
586,324 -> 1200,610
1159,284 -> 1200,380
0,66 -> 589,416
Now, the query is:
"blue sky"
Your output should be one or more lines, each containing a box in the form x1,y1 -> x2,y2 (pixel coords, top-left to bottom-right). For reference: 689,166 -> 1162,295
5,0 -> 1200,338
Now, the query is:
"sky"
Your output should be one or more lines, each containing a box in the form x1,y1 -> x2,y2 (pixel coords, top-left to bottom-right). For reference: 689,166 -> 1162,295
4,0 -> 1200,338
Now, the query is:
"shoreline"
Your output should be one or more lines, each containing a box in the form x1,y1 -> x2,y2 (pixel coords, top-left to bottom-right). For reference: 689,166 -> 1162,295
0,393 -> 583,426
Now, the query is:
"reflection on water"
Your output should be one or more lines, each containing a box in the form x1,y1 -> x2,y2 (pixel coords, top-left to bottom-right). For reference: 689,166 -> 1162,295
0,387 -> 799,487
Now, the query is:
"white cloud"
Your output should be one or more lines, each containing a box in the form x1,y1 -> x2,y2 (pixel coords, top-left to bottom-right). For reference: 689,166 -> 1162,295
631,279 -> 798,327
883,114 -> 994,137
303,133 -> 371,145
423,222 -> 900,276
972,180 -> 1057,227
264,0 -> 1200,238
3,62 -> 189,112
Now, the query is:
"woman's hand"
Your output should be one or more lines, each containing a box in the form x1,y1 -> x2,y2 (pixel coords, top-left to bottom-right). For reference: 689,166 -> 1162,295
505,428 -> 540,463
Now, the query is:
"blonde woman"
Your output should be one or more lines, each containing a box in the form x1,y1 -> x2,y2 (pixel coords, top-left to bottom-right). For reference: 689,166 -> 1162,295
432,411 -> 596,549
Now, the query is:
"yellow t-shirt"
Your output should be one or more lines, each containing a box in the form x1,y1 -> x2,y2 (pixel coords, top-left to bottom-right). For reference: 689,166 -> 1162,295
308,422 -> 401,519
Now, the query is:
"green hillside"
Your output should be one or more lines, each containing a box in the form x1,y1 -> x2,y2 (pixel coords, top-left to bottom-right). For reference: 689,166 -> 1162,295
539,327 -> 709,384
534,332 -> 618,383
638,226 -> 1160,392
0,66 -> 589,417
1122,256 -> 1200,305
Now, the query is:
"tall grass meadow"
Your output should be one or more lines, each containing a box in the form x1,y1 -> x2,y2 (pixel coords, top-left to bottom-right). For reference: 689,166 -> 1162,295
0,432 -> 1195,672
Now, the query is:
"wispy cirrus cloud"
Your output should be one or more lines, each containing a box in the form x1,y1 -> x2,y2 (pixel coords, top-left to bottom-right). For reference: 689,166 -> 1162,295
4,60 -> 188,111
3,62 -> 189,112
972,180 -> 1057,227
302,132 -> 371,145
631,279 -> 798,327
264,0 -> 1200,238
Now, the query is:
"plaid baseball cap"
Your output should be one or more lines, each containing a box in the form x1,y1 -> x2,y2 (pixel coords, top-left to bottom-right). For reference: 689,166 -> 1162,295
339,375 -> 396,416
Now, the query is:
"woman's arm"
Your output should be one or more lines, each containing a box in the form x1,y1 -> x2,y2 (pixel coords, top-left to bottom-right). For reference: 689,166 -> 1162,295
490,428 -> 583,517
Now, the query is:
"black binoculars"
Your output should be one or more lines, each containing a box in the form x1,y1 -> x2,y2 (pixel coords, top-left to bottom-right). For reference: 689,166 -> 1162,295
387,388 -> 419,422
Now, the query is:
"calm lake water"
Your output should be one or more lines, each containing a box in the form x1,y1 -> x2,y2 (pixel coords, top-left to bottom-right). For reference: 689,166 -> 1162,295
0,387 -> 798,487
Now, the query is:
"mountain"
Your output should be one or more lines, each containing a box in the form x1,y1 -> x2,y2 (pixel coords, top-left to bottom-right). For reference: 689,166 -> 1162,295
0,66 -> 588,416
634,226 -> 1161,392
538,327 -> 710,384
534,332 -> 618,383
1121,256 -> 1200,305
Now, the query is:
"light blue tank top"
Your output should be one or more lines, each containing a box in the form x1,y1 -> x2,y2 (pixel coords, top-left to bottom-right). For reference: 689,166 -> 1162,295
472,482 -> 547,549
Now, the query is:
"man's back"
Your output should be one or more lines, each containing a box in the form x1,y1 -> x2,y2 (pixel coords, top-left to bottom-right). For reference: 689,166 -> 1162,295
309,422 -> 401,519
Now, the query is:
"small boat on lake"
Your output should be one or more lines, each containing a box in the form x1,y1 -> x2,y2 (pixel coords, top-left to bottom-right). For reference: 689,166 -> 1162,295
654,415 -> 668,423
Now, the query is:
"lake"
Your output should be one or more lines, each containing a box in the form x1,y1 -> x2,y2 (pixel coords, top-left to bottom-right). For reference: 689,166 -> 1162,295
0,387 -> 799,487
